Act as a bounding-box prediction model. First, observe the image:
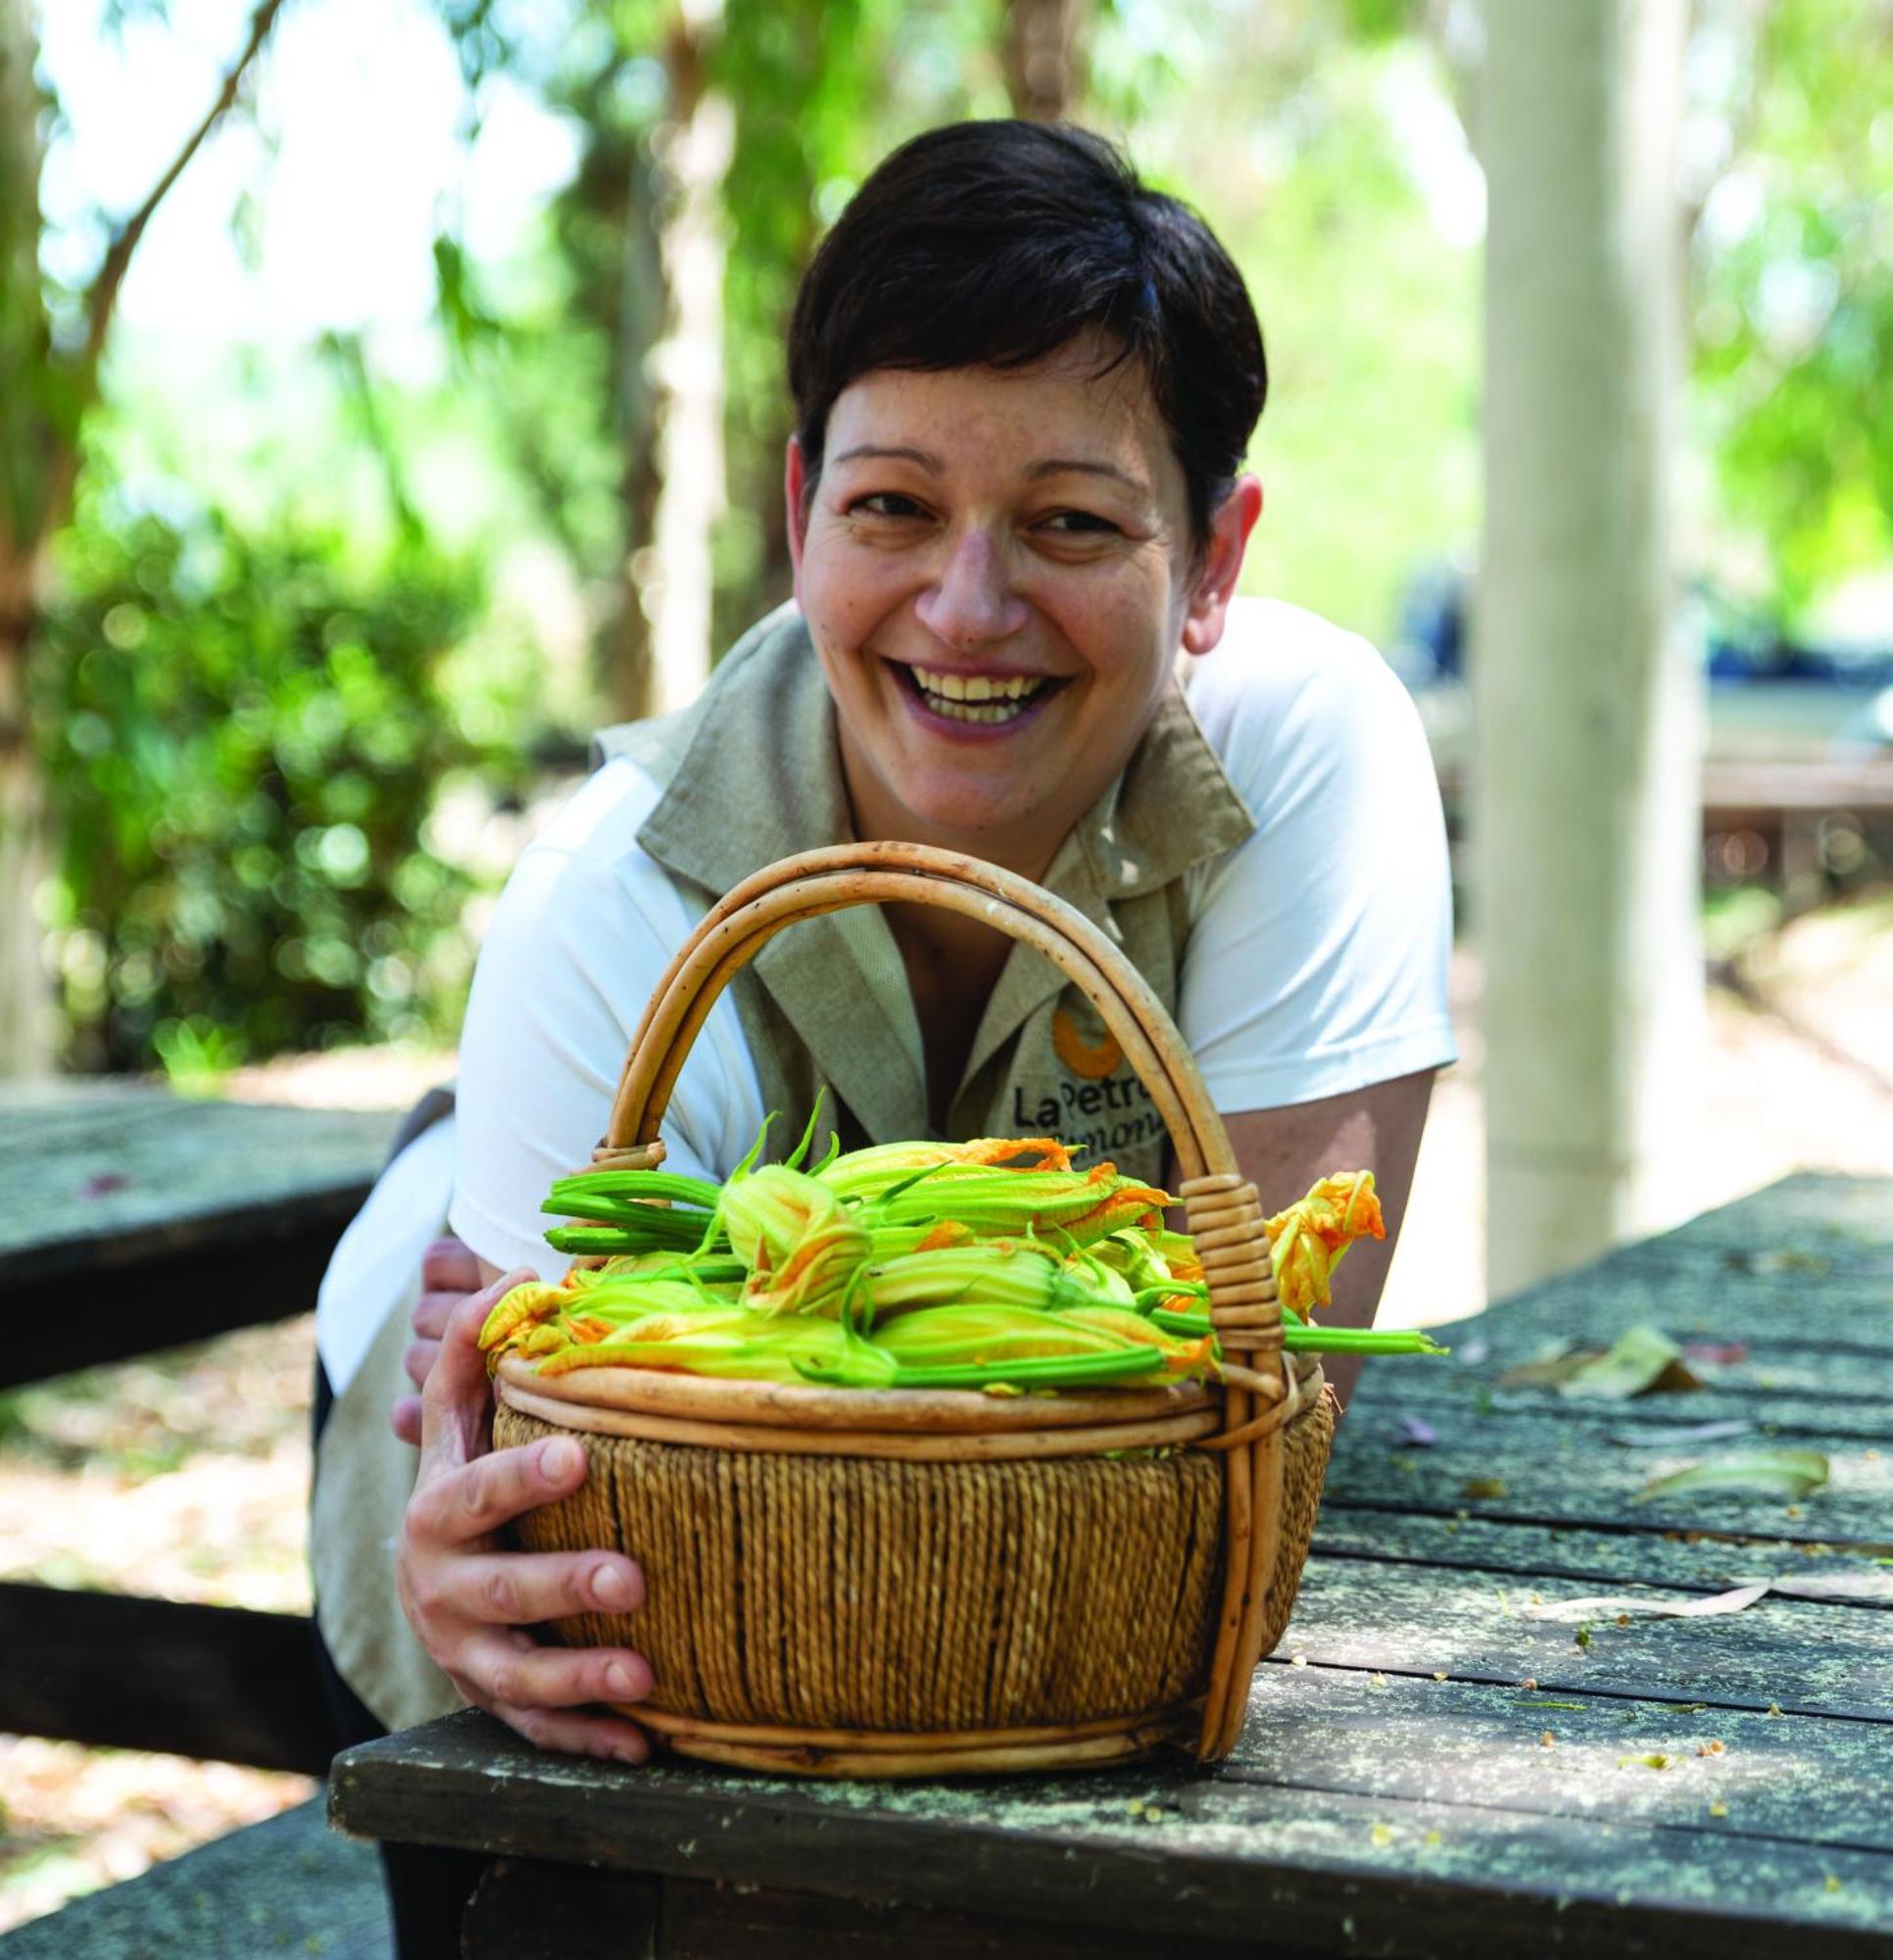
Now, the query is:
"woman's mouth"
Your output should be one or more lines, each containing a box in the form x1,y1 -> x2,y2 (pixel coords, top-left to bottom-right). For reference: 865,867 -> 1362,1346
899,662 -> 1059,727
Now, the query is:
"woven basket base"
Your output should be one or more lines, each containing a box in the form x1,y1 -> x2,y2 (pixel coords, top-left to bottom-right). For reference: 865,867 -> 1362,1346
495,1375 -> 1335,1772
618,1702 -> 1190,1778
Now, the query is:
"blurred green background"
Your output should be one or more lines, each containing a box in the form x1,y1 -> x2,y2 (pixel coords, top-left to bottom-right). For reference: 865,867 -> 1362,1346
3,0 -> 1887,1081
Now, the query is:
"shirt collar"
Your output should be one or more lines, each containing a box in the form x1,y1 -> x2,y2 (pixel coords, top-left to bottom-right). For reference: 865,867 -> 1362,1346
630,606 -> 1256,1134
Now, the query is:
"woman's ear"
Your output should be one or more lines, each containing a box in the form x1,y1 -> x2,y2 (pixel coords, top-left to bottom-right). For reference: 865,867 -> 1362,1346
1181,473 -> 1263,657
784,437 -> 810,597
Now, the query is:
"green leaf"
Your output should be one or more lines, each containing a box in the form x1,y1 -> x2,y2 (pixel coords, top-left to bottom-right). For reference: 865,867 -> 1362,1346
1634,1450 -> 1830,1503
1558,1326 -> 1704,1400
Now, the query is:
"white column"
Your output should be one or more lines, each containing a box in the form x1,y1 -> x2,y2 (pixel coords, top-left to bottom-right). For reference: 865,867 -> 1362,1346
1475,0 -> 1704,1297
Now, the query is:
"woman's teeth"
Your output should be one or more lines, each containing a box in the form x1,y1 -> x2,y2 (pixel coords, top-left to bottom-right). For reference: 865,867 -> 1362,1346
909,665 -> 1046,723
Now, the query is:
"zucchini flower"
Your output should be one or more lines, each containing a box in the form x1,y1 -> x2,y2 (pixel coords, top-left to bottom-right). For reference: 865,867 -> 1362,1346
1264,1171 -> 1386,1319
815,1135 -> 1074,1201
861,1159 -> 1170,1247
720,1163 -> 871,1318
534,1302 -> 892,1387
862,1242 -> 1068,1323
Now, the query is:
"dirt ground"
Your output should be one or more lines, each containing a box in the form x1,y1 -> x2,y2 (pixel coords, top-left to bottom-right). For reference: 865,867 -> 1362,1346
2,893 -> 1890,1933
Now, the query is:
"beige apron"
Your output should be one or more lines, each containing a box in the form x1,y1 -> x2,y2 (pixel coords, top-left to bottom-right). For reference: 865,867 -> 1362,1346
599,603 -> 1256,1189
312,603 -> 1256,1728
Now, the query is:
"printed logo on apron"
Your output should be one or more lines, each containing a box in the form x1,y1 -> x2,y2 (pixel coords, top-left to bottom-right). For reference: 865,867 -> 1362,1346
1010,1004 -> 1170,1177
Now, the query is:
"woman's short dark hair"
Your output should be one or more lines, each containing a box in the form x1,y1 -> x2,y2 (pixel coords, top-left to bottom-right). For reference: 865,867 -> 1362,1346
787,120 -> 1266,548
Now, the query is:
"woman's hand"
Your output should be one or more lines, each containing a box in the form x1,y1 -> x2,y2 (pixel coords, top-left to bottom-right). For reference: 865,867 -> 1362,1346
391,1236 -> 484,1446
397,1275 -> 655,1762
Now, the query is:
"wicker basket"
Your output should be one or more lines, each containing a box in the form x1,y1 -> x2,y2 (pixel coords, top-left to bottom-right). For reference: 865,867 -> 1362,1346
496,841 -> 1334,1775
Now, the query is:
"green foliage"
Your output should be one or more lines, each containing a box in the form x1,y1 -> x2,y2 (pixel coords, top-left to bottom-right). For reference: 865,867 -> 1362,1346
1691,0 -> 1892,621
31,492 -> 534,1074
1108,15 -> 1480,640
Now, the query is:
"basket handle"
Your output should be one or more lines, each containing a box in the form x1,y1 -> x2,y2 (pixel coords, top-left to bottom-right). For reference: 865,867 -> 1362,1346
600,840 -> 1286,1760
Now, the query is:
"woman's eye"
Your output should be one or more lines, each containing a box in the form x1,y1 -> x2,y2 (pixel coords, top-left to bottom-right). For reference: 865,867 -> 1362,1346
848,492 -> 927,519
1041,510 -> 1120,536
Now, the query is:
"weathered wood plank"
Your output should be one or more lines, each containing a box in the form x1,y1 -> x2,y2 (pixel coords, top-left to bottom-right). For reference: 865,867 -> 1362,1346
1418,1271 -> 1893,1368
463,1862 -> 658,1960
0,1088 -> 395,1386
1581,1173 -> 1893,1279
0,1086 -> 392,1288
464,1865 -> 1306,1960
1231,1666 -> 1889,1850
1470,1173 -> 1893,1296
1275,1547 -> 1893,1719
1362,1376 -> 1893,1438
329,1711 -> 1893,1958
1321,1399 -> 1893,1544
0,1583 -> 333,1774
0,1797 -> 387,1959
1312,1506 -> 1893,1595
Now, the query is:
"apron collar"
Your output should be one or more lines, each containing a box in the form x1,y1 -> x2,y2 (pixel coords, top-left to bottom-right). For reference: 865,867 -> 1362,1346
634,606 -> 1256,1137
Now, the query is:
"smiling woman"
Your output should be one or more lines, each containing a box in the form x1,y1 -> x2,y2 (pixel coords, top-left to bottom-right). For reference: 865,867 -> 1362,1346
309,115 -> 1457,1954
794,350 -> 1259,864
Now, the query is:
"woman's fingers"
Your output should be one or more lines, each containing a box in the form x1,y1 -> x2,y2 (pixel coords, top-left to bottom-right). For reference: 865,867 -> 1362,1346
443,1547 -> 645,1628
390,1394 -> 423,1447
412,1292 -> 457,1343
404,1338 -> 442,1395
417,1271 -> 534,1465
421,1236 -> 484,1296
454,1627 -> 655,1715
409,1434 -> 589,1550
494,1696 -> 652,1766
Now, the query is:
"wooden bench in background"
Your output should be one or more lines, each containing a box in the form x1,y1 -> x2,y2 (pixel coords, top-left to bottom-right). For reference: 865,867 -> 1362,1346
0,1082 -> 393,1776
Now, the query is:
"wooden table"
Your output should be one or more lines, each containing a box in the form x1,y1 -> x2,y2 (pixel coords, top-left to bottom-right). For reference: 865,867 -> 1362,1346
0,1081 -> 395,1771
328,1172 -> 1893,1957
0,1080 -> 393,1388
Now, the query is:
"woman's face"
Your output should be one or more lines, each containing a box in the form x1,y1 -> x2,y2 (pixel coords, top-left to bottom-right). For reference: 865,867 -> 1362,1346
787,339 -> 1260,877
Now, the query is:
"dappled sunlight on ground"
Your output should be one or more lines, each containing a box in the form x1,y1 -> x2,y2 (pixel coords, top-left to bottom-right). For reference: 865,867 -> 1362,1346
0,1737 -> 313,1936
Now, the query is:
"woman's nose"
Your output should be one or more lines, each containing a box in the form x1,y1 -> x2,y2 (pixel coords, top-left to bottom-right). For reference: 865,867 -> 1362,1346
914,529 -> 1030,648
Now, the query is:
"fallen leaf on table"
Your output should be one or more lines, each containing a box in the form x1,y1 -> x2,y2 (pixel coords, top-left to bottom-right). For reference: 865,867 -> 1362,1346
1765,1571 -> 1893,1604
1730,1248 -> 1829,1277
79,1170 -> 132,1198
1526,1582 -> 1772,1624
1612,1419 -> 1755,1449
1558,1327 -> 1704,1400
1397,1414 -> 1438,1447
1681,1341 -> 1749,1366
1634,1450 -> 1829,1503
1461,1477 -> 1508,1499
1619,1753 -> 1676,1770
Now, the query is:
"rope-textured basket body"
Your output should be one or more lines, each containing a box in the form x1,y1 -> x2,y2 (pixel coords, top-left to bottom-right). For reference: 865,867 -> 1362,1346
496,842 -> 1335,1774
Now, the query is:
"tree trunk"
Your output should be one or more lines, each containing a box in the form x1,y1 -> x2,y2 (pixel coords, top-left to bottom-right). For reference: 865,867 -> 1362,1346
0,595 -> 50,1077
604,138 -> 665,722
0,0 -> 52,1074
1002,0 -> 1090,122
0,0 -> 283,1076
607,7 -> 731,722
1474,0 -> 1703,1296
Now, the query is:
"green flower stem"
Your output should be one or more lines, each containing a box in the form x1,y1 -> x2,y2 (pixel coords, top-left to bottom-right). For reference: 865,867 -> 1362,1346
1150,1305 -> 1444,1356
